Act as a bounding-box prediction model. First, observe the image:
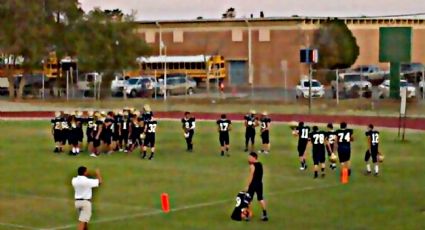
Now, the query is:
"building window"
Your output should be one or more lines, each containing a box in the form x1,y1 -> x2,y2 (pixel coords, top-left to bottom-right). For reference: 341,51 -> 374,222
145,31 -> 155,43
232,29 -> 243,42
173,30 -> 184,43
259,28 -> 270,42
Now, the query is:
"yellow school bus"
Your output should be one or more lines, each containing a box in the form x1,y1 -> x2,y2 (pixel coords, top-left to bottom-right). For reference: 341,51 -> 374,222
138,55 -> 226,82
0,52 -> 59,78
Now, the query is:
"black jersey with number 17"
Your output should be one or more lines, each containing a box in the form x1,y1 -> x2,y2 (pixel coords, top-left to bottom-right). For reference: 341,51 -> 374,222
217,119 -> 231,133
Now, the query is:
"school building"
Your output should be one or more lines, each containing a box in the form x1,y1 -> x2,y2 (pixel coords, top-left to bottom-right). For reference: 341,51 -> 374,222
135,17 -> 425,87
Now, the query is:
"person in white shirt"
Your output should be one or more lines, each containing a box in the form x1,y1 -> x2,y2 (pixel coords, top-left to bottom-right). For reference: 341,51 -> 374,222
72,166 -> 102,230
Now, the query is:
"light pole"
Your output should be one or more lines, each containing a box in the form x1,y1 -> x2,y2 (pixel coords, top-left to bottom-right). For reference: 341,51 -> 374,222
161,41 -> 167,101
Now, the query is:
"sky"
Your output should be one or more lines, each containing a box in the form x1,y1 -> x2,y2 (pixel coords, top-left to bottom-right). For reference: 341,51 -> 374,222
79,0 -> 425,21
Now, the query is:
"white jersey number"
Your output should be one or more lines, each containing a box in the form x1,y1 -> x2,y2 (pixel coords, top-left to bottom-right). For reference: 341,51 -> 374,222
313,133 -> 325,144
371,133 -> 379,144
338,132 -> 351,142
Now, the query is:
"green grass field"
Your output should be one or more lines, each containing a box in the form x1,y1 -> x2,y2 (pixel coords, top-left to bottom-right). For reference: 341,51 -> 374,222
0,120 -> 424,230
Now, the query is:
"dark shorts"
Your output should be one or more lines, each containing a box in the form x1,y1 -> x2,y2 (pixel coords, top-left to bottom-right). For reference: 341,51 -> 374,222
144,134 -> 155,148
86,129 -> 94,142
120,130 -> 129,142
112,133 -> 120,141
297,140 -> 308,156
365,145 -> 379,163
245,129 -> 255,144
101,135 -> 112,145
53,130 -> 62,143
219,132 -> 230,146
248,182 -> 263,201
261,131 -> 270,144
61,130 -> 69,145
93,138 -> 101,148
338,145 -> 351,163
312,149 -> 326,165
76,128 -> 83,142
131,137 -> 142,147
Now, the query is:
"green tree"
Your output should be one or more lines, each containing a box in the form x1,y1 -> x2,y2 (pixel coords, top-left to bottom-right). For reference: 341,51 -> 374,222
74,8 -> 150,98
313,19 -> 360,70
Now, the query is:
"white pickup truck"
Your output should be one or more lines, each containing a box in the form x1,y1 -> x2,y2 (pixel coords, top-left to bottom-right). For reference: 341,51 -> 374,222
331,73 -> 372,98
350,65 -> 388,82
295,79 -> 325,99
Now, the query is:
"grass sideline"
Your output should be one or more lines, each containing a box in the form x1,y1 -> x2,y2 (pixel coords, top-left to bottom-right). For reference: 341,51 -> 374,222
0,120 -> 424,230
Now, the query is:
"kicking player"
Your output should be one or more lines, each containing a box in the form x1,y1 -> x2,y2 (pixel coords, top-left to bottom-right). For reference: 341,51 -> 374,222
142,115 -> 157,160
259,112 -> 271,154
181,111 -> 196,152
51,111 -> 64,153
292,122 -> 310,170
309,126 -> 327,178
244,110 -> 258,152
335,122 -> 354,176
217,114 -> 232,156
364,124 -> 380,176
326,123 -> 337,170
230,191 -> 252,221
246,152 -> 268,221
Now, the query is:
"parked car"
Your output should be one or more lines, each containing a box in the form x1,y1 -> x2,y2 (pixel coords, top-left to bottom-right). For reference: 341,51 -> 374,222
295,78 -> 325,99
0,77 -> 9,95
156,75 -> 197,96
350,65 -> 388,82
125,76 -> 156,98
378,79 -> 416,98
111,75 -> 129,96
331,73 -> 372,98
420,80 -> 424,97
77,72 -> 102,97
401,63 -> 424,83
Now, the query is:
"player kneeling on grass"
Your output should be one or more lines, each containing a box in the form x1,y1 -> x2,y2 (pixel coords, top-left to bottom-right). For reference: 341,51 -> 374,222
231,191 -> 253,221
258,112 -> 271,154
141,116 -> 157,160
246,152 -> 268,221
364,124 -> 381,176
309,126 -> 327,178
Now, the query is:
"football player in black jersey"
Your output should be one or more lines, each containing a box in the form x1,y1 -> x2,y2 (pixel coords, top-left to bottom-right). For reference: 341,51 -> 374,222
128,111 -> 142,153
61,111 -> 71,151
246,152 -> 268,221
326,123 -> 337,170
181,111 -> 196,152
309,126 -> 327,178
231,191 -> 252,221
75,111 -> 84,154
90,112 -> 103,157
101,112 -> 114,154
335,122 -> 354,176
142,116 -> 158,160
51,111 -> 64,153
68,113 -> 80,155
244,110 -> 258,152
364,124 -> 380,176
120,110 -> 131,152
111,110 -> 122,152
217,114 -> 232,156
292,122 -> 310,170
85,111 -> 95,154
259,112 -> 271,154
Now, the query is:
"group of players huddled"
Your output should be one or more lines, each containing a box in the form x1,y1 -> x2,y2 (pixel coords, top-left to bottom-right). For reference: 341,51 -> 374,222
291,121 -> 383,179
51,104 -> 157,159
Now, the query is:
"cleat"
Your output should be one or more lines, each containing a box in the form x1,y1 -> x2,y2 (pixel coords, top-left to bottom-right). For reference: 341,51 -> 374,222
261,216 -> 269,221
364,170 -> 372,176
321,173 -> 326,178
263,151 -> 269,154
244,148 -> 248,152
148,156 -> 153,160
299,166 -> 306,171
374,173 -> 379,177
90,153 -> 97,158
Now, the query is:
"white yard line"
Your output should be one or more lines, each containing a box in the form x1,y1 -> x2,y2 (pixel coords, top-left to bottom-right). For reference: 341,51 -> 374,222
45,183 -> 338,230
0,192 -> 151,211
0,222 -> 41,230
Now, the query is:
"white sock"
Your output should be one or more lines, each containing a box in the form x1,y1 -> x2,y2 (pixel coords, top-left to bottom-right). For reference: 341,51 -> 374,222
374,165 -> 379,174
76,147 -> 80,153
366,164 -> 371,172
72,147 -> 76,153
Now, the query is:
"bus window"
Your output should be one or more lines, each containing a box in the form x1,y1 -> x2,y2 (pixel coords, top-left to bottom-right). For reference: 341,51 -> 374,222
185,62 -> 191,69
166,63 -> 172,70
201,62 -> 206,69
179,62 -> 184,69
152,63 -> 158,69
141,63 -> 146,70
173,62 -> 179,69
220,63 -> 225,68
190,62 -> 196,69
196,62 -> 202,69
158,63 -> 163,69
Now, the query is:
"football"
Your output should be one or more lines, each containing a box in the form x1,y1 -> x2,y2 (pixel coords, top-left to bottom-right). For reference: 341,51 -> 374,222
329,153 -> 338,163
378,153 -> 384,163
